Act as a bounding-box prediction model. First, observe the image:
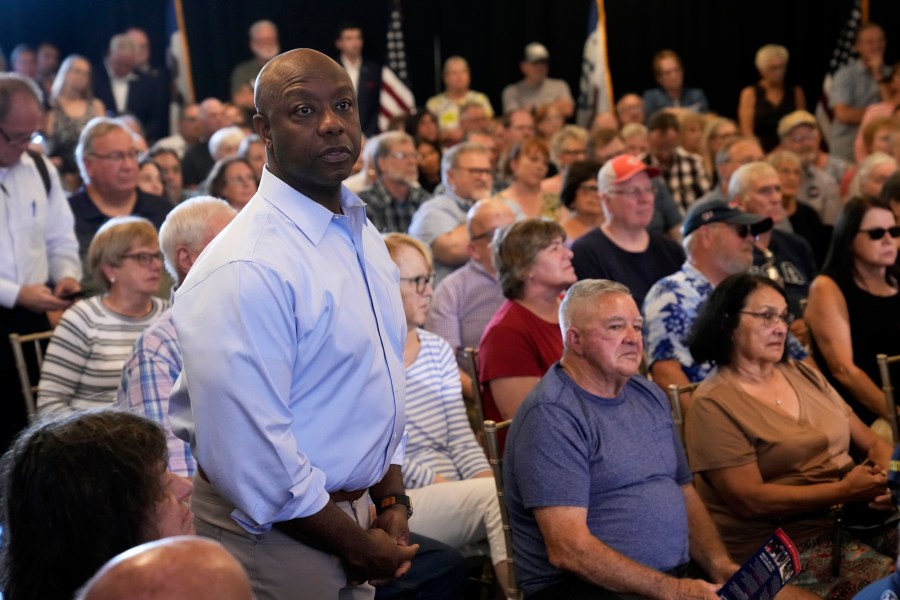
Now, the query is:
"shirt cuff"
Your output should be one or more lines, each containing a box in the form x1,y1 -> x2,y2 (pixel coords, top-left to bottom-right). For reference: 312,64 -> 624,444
0,279 -> 22,309
390,429 -> 408,466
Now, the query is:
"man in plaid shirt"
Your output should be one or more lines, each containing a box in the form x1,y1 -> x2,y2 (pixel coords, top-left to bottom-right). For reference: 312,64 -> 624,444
644,111 -> 711,213
359,131 -> 429,233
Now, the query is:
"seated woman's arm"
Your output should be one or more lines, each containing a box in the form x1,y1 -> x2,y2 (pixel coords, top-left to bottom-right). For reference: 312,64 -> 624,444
703,460 -> 887,520
849,411 -> 893,470
805,275 -> 889,419
37,306 -> 91,415
490,376 -> 541,420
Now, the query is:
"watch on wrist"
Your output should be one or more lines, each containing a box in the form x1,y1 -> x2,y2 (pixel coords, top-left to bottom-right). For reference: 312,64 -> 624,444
375,493 -> 413,518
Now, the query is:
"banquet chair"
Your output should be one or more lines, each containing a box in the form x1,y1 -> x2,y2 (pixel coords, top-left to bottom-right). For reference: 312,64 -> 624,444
9,330 -> 54,425
483,418 -> 521,600
666,382 -> 699,448
875,353 -> 900,444
462,347 -> 487,443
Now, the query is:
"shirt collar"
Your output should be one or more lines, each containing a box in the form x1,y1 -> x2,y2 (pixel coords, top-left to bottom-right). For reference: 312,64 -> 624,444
256,168 -> 368,246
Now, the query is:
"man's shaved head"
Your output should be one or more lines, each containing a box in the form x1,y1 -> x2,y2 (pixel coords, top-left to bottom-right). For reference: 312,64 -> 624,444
254,48 -> 345,116
251,48 -> 361,207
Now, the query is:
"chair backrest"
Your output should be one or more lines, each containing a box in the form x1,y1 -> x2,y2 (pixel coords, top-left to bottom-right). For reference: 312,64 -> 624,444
666,382 -> 699,447
9,330 -> 54,425
876,353 -> 900,444
462,347 -> 487,429
483,418 -> 521,599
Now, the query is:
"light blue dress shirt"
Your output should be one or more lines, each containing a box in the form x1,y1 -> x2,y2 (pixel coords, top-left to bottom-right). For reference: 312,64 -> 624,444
170,168 -> 407,535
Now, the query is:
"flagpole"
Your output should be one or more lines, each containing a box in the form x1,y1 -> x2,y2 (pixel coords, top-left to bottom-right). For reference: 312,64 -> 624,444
598,0 -> 613,111
174,0 -> 195,104
861,0 -> 868,22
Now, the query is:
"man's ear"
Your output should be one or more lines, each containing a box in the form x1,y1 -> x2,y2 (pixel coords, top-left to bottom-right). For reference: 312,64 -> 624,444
253,113 -> 271,147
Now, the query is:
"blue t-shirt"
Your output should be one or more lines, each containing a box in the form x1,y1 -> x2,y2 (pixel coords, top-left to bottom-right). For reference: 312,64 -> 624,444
854,572 -> 900,600
504,363 -> 692,597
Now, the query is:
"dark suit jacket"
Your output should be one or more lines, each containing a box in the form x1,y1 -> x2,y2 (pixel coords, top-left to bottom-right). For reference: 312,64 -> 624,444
352,59 -> 382,137
93,64 -> 169,143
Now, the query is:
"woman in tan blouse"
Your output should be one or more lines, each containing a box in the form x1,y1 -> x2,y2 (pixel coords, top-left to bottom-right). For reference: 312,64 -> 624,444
685,273 -> 894,599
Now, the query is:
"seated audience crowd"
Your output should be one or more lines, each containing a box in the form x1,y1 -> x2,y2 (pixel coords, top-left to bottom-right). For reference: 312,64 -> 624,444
3,17 -> 900,600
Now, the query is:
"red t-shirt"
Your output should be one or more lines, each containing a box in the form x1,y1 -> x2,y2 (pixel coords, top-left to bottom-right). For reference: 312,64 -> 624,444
477,300 -> 563,449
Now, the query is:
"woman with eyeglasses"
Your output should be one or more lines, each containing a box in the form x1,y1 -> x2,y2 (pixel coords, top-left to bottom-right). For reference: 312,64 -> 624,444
37,216 -> 168,415
382,233 -> 514,598
805,196 -> 900,432
685,272 -> 894,598
204,156 -> 259,212
559,159 -> 603,244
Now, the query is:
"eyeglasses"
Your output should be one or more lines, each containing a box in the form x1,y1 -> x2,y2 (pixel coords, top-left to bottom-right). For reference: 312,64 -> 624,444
578,183 -> 599,193
400,273 -> 436,294
859,226 -> 900,240
390,151 -> 422,161
607,185 -> 653,198
90,150 -> 140,163
0,123 -> 36,146
470,228 -> 497,242
740,310 -> 795,326
560,148 -> 587,157
121,251 -> 164,266
456,167 -> 493,177
787,132 -> 816,144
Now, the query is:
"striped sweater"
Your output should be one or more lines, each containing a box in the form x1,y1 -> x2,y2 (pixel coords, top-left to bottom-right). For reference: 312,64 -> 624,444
403,329 -> 490,489
37,295 -> 168,415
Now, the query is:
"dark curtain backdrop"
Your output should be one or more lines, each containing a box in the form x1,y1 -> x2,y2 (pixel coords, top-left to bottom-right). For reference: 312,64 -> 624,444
2,0 -> 898,122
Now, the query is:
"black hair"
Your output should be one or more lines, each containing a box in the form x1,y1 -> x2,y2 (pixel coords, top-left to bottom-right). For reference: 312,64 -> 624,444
560,159 -> 602,209
822,195 -> 900,287
688,273 -> 789,367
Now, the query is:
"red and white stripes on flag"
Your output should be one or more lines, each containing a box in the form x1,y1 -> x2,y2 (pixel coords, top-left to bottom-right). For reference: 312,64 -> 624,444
815,0 -> 866,148
378,0 -> 415,132
576,0 -> 614,129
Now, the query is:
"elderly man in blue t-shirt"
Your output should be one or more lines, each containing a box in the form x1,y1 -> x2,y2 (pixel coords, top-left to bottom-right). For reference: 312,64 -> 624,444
504,279 -> 739,600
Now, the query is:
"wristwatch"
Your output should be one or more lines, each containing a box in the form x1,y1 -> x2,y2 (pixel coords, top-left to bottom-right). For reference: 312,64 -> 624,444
375,493 -> 413,519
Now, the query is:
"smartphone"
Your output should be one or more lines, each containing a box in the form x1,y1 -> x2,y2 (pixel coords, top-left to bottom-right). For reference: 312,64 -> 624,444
59,290 -> 86,301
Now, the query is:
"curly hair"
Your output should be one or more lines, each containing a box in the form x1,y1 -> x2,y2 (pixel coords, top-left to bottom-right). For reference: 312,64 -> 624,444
0,410 -> 168,600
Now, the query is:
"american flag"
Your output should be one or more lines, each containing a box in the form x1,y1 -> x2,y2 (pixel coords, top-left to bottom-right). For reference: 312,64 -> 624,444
575,0 -> 614,129
378,0 -> 415,132
814,0 -> 865,148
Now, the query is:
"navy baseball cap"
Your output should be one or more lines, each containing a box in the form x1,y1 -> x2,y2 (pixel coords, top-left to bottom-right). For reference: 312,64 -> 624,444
681,199 -> 773,238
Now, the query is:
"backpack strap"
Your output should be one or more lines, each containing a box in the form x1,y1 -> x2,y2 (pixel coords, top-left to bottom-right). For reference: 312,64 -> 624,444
25,148 -> 51,195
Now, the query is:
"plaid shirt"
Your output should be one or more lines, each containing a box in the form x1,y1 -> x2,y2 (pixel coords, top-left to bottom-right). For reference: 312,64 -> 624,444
115,308 -> 195,477
359,179 -> 430,234
645,147 -> 711,213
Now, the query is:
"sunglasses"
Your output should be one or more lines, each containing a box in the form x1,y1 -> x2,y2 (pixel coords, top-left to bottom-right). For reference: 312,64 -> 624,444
859,226 -> 900,240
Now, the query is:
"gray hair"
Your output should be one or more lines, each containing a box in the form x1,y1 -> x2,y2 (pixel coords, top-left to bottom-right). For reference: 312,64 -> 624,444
715,135 -> 761,168
728,161 -> 778,199
0,72 -> 42,121
75,116 -> 132,184
158,196 -> 235,281
559,279 -> 631,347
208,126 -> 246,160
850,152 -> 899,197
238,133 -> 263,157
441,142 -> 489,185
549,125 -> 588,165
755,44 -> 789,71
620,122 -> 647,140
370,130 -> 415,175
